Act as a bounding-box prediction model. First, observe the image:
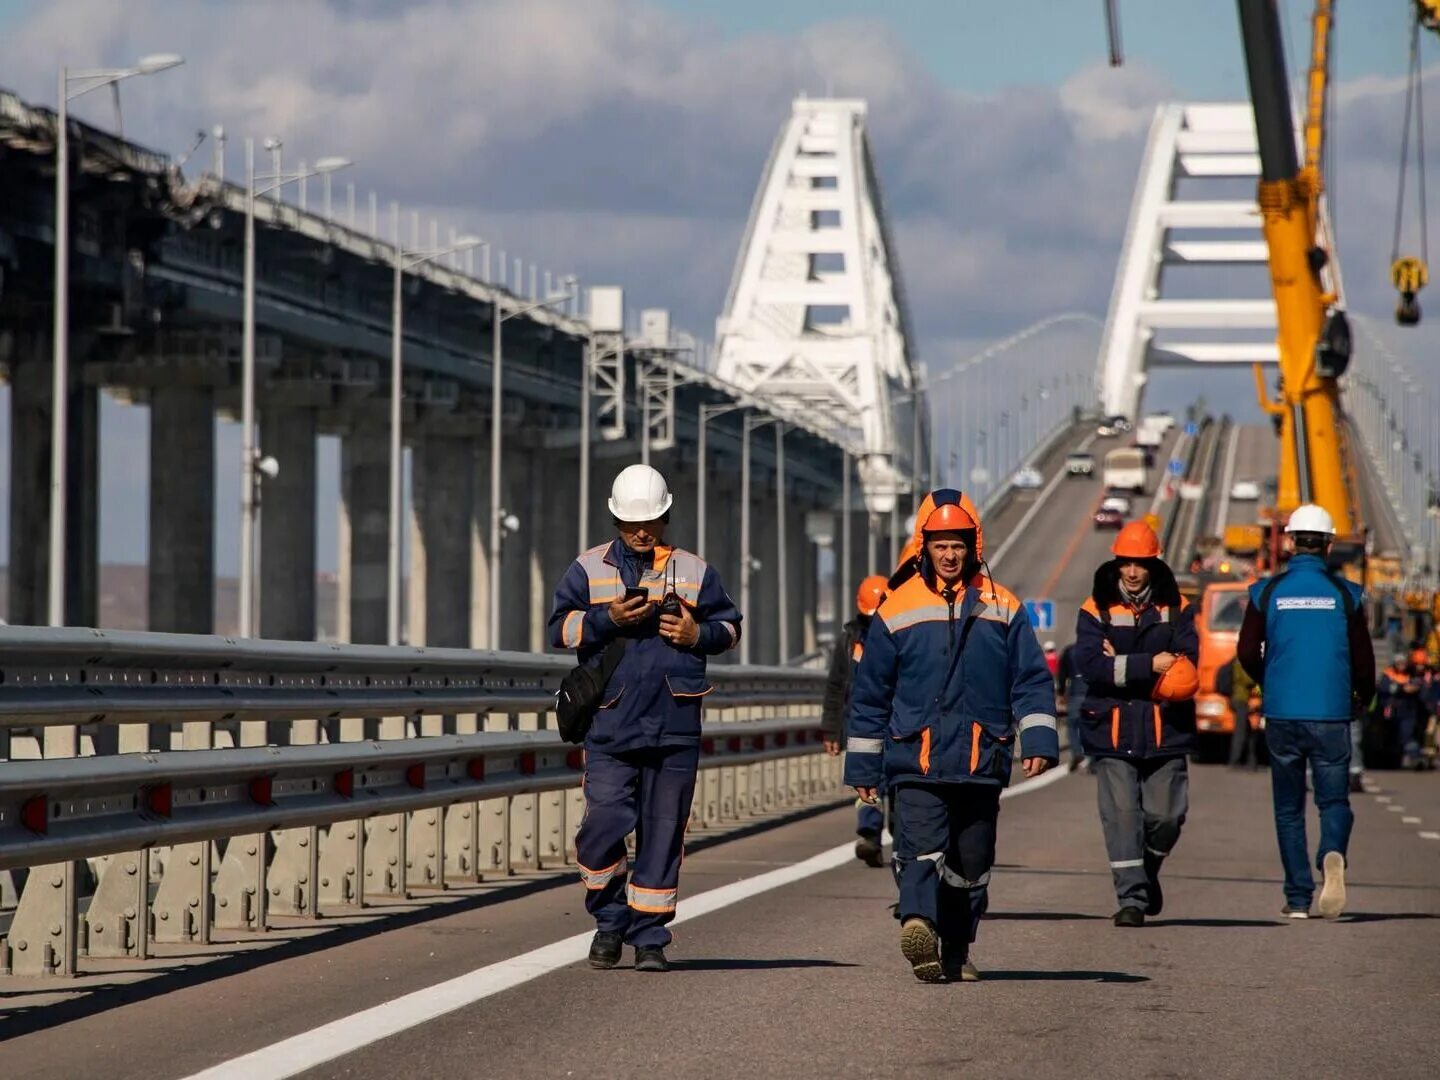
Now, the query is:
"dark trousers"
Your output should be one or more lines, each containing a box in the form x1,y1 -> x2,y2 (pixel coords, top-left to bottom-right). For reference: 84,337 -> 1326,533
1264,720 -> 1353,908
1093,755 -> 1188,910
893,782 -> 1000,948
575,743 -> 698,948
1228,712 -> 1259,766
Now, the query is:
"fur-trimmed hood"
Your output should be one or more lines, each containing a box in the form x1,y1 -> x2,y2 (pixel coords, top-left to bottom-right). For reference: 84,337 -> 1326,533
1091,556 -> 1182,610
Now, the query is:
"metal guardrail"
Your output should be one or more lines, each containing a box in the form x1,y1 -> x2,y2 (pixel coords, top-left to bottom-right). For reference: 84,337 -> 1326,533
0,628 -> 839,978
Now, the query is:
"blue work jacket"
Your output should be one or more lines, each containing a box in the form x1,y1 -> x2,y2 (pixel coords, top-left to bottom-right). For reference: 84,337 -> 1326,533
843,571 -> 1059,790
548,539 -> 741,752
1074,558 -> 1198,759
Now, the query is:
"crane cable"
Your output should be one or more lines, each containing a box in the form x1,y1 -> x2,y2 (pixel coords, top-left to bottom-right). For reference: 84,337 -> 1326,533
1391,12 -> 1430,324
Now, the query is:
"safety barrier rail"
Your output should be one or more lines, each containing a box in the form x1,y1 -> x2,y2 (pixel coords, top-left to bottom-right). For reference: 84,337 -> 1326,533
0,628 -> 839,977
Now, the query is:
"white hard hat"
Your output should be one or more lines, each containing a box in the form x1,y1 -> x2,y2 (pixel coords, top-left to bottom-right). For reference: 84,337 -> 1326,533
1285,503 -> 1336,535
608,464 -> 674,523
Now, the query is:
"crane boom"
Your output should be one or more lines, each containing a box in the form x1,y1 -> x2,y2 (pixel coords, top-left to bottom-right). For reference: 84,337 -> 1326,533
1236,0 -> 1359,538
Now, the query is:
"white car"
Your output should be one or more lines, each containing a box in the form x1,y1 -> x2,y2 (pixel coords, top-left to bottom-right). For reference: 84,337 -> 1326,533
1096,422 -> 1119,437
1230,479 -> 1262,501
1066,452 -> 1095,476
1013,466 -> 1044,490
1101,494 -> 1133,515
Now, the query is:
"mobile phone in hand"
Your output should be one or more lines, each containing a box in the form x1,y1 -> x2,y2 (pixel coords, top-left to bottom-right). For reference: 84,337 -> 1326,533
624,587 -> 651,605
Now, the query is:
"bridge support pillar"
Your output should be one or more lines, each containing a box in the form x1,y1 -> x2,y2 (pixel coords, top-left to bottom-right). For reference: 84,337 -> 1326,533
259,404 -> 318,641
408,434 -> 474,648
6,348 -> 99,627
753,484 -> 779,665
148,385 -> 215,633
338,426 -> 388,644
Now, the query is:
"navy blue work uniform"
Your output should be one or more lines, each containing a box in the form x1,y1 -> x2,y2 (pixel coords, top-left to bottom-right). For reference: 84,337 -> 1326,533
549,539 -> 741,948
1237,554 -> 1374,910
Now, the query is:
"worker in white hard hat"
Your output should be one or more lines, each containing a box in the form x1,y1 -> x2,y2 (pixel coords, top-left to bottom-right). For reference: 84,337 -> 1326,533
548,463 -> 742,973
1236,504 -> 1375,920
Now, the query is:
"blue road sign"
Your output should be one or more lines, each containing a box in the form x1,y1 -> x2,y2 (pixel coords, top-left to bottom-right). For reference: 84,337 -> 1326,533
1168,458 -> 1185,476
1023,599 -> 1055,632
1184,421 -> 1199,437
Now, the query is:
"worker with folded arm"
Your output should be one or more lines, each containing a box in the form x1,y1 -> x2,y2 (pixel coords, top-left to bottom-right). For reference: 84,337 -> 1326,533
1073,520 -> 1199,928
845,490 -> 1057,983
548,464 -> 741,972
822,574 -> 892,867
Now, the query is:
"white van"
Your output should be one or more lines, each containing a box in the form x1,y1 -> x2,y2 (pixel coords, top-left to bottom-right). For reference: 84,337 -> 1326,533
1103,447 -> 1147,493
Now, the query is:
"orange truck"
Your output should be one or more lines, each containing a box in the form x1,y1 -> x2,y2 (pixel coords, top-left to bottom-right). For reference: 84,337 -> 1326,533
1193,580 -> 1252,749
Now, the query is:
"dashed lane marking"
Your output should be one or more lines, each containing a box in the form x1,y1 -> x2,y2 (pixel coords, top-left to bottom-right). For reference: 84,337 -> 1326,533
1420,832 -> 1440,841
1375,796 -> 1392,803
1402,817 -> 1422,824
187,767 -> 1073,1079
1386,805 -> 1406,813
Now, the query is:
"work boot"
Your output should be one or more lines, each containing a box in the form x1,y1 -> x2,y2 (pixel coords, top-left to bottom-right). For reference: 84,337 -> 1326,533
941,943 -> 980,983
1143,852 -> 1164,917
1317,851 -> 1347,920
1113,907 -> 1145,928
634,945 -> 670,973
588,931 -> 623,970
899,917 -> 945,983
855,831 -> 885,868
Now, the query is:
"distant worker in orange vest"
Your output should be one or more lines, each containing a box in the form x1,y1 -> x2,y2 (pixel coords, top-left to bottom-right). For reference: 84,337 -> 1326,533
822,574 -> 892,867
1072,521 -> 1199,927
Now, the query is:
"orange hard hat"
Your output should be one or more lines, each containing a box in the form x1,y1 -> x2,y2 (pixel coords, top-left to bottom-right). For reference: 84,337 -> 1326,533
1152,656 -> 1200,703
1112,521 -> 1162,559
1411,647 -> 1430,668
855,575 -> 888,617
922,502 -> 977,535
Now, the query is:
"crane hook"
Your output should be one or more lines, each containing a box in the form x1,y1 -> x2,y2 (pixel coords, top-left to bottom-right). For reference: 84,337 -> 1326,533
1392,257 -> 1428,325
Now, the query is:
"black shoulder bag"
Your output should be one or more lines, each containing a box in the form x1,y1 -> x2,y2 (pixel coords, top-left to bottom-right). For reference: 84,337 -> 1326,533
556,636 -> 629,745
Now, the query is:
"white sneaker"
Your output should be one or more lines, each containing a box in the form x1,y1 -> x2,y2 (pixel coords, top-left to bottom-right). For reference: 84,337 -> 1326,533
1281,905 -> 1310,919
1317,851 -> 1346,919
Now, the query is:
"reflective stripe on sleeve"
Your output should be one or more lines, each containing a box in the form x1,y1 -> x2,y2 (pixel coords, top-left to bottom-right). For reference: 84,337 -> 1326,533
720,621 -> 740,649
561,610 -> 585,648
846,737 -> 884,754
1114,655 -> 1128,686
1018,713 -> 1057,733
1109,858 -> 1145,869
578,856 -> 627,890
941,865 -> 991,889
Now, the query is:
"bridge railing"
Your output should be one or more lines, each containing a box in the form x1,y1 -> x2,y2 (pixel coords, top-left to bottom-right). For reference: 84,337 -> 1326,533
0,628 -> 839,977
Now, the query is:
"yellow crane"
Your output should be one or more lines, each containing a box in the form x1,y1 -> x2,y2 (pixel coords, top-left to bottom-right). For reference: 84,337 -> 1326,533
1106,2 -> 1439,584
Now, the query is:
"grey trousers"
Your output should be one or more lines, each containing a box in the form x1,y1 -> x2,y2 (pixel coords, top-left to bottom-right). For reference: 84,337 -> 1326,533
1093,755 -> 1189,910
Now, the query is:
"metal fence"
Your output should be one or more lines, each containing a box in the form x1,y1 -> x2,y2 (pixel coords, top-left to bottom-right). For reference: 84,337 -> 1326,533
0,628 -> 839,978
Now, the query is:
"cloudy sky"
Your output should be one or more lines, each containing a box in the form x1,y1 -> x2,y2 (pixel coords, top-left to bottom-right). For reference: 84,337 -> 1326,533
1,0 -> 1437,570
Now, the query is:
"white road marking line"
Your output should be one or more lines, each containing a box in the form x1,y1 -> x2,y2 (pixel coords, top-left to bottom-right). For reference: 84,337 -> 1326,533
1386,805 -> 1406,813
1375,795 -> 1392,803
1420,831 -> 1440,841
187,768 -> 1071,1079
989,432 -> 1098,570
1402,817 -> 1422,824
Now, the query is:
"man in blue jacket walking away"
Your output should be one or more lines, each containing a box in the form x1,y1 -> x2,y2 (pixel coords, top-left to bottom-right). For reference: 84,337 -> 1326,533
549,464 -> 742,972
845,490 -> 1058,983
1237,504 -> 1375,920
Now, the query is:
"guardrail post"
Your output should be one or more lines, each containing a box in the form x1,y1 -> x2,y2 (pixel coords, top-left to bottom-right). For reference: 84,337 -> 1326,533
536,714 -> 566,868
153,721 -> 216,945
214,718 -> 275,931
319,716 -> 372,909
444,711 -> 482,882
509,712 -> 542,871
85,722 -> 164,957
365,715 -> 410,899
269,717 -> 321,919
477,709 -> 512,877
8,725 -> 82,975
406,713 -> 447,891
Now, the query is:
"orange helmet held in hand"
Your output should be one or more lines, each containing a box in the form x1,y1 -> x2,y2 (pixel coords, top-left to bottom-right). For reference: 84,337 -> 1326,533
855,575 -> 888,617
1112,520 -> 1162,559
1152,655 -> 1200,702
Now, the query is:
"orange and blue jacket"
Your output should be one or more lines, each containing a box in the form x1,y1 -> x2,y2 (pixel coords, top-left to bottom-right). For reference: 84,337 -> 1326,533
548,539 -> 741,753
1073,558 -> 1198,760
843,489 -> 1058,789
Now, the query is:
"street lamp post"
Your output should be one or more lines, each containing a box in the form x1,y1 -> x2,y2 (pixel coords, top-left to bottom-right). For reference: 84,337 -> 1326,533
387,228 -> 483,647
740,412 -> 781,666
239,145 -> 351,638
49,53 -> 183,626
697,402 -> 744,558
488,289 -> 574,649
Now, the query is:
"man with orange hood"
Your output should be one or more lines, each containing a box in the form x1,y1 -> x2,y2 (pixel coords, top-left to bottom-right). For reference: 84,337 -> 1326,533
845,490 -> 1058,982
1073,521 -> 1199,927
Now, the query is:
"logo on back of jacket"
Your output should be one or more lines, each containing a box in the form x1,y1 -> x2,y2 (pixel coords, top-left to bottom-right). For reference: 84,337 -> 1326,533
1275,596 -> 1338,611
